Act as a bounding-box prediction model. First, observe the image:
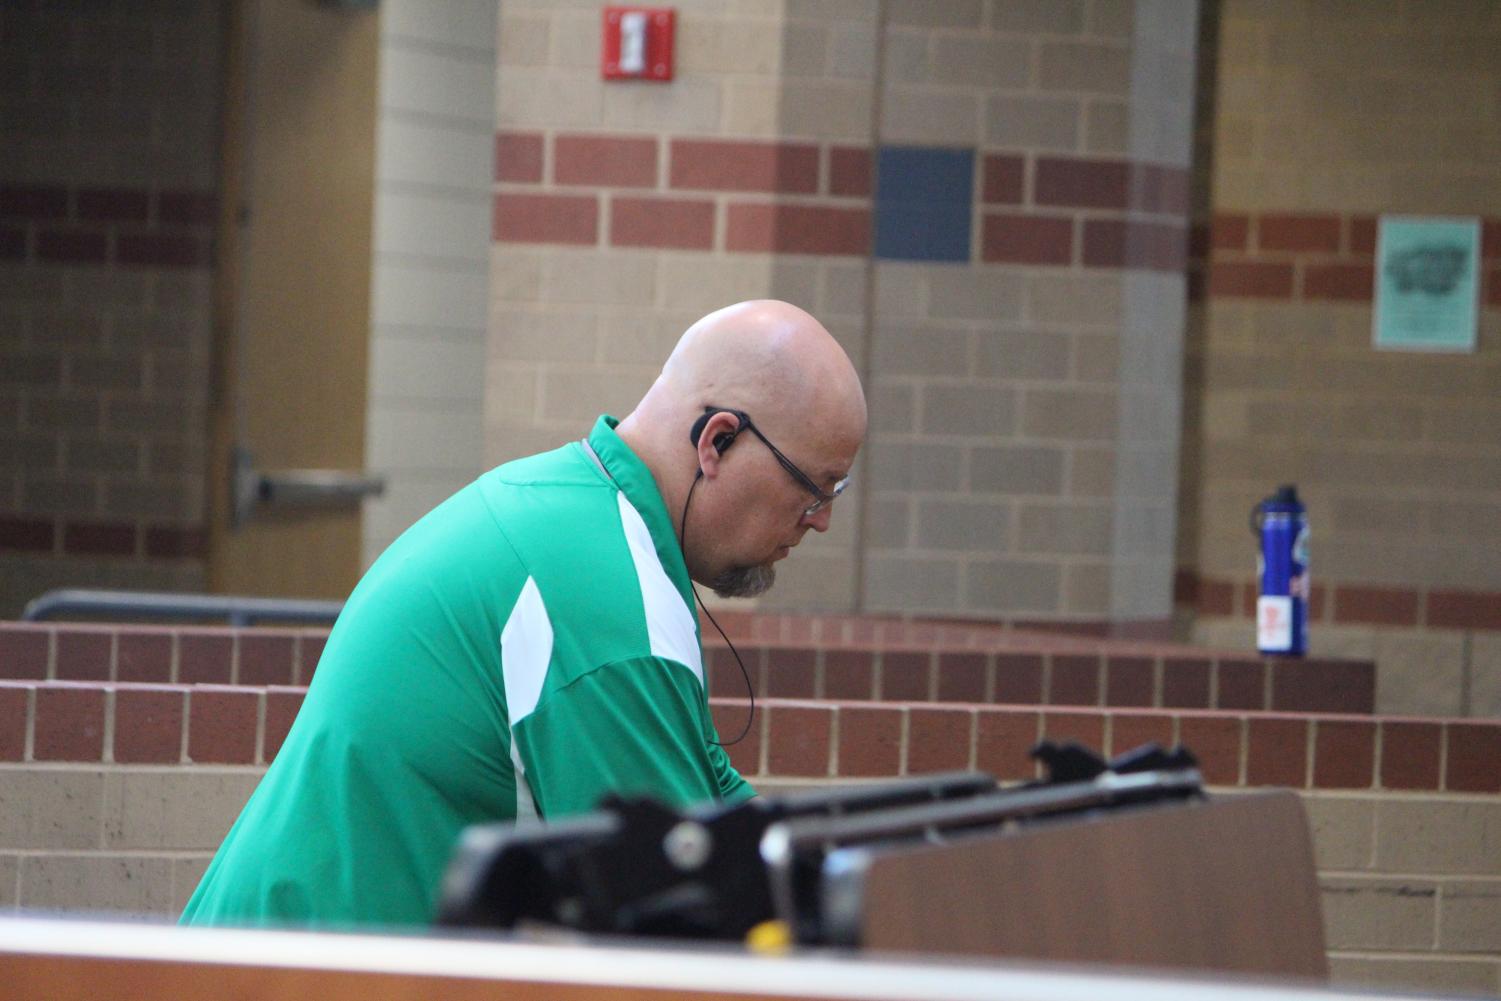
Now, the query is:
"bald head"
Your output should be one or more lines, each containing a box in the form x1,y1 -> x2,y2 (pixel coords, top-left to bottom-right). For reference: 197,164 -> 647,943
616,300 -> 867,594
657,300 -> 863,427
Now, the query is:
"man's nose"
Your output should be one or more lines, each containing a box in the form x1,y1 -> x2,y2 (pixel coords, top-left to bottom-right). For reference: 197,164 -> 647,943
803,504 -> 834,533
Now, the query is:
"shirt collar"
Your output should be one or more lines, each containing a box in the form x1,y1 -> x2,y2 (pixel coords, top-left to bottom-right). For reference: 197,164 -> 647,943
584,415 -> 695,606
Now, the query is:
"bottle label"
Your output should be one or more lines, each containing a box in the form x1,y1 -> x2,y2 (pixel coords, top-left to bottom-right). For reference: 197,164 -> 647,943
1258,596 -> 1293,651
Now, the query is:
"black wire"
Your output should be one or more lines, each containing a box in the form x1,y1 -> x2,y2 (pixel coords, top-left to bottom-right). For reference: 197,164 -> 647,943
680,472 -> 755,746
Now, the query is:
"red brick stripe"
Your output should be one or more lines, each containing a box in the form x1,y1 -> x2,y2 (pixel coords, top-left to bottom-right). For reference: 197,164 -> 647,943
116,233 -> 210,268
76,188 -> 150,223
495,132 -> 544,183
554,134 -> 657,188
981,213 -> 1073,265
981,154 -> 1025,205
0,185 -> 68,220
827,146 -> 872,197
609,196 -> 713,249
492,192 -> 598,245
37,229 -> 107,264
1033,157 -> 1130,210
724,203 -> 869,255
1208,261 -> 1295,298
1302,262 -> 1372,301
669,140 -> 819,194
1257,213 -> 1340,253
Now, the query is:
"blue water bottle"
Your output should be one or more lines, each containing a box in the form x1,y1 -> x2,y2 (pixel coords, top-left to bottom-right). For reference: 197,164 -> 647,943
1251,485 -> 1308,656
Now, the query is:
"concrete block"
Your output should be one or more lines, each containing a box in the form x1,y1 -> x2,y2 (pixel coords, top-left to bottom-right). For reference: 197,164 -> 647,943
867,497 -> 912,549
1027,273 -> 1122,327
373,262 -> 488,330
1016,502 -> 1113,557
1320,875 -> 1437,950
827,22 -> 877,79
1373,630 -> 1466,717
679,18 -> 782,75
542,251 -> 659,307
489,308 -> 600,364
965,558 -> 1063,614
779,81 -> 874,141
1327,955 -> 1500,996
597,311 -> 696,365
985,94 -> 1082,152
818,262 -> 868,317
497,13 -> 549,67
381,46 -> 494,126
366,408 -> 484,475
879,89 -> 980,146
927,269 -> 1026,323
921,384 -> 1018,437
1021,386 -> 1118,441
1063,561 -> 1111,615
1086,0 -> 1135,39
869,381 -> 916,434
497,69 -> 603,128
489,248 -> 544,304
990,0 -> 1086,35
975,327 -> 1072,381
886,0 -> 982,28
1439,880 -> 1501,953
20,854 -> 176,916
914,499 -> 1011,553
1067,447 -> 1116,497
383,0 -> 498,53
1470,632 -> 1501,719
873,321 -> 969,377
657,255 -> 774,312
602,77 -> 722,132
483,365 -> 540,424
1301,793 -> 1376,871
375,189 -> 490,264
1376,800 -> 1501,877
881,29 -> 930,84
930,36 -> 1030,89
541,368 -> 653,423
782,23 -> 829,76
873,264 -> 930,317
102,771 -> 261,851
723,80 -> 782,138
545,9 -> 598,69
864,554 -> 961,614
371,331 -> 485,403
0,855 -> 16,909
868,441 -> 963,493
757,553 -> 856,615
0,770 -> 105,850
1038,41 -> 1131,95
171,855 -> 211,913
377,118 -> 493,195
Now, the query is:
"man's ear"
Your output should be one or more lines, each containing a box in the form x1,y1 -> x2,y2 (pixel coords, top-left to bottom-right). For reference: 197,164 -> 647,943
691,410 -> 742,478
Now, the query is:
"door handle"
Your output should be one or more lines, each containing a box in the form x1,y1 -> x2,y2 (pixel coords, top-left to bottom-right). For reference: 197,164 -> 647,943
232,446 -> 385,527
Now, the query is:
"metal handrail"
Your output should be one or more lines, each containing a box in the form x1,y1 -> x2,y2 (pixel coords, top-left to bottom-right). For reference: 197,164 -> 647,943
21,588 -> 343,627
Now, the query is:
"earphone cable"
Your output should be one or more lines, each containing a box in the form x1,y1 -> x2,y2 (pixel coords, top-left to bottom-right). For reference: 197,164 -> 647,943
680,474 -> 755,747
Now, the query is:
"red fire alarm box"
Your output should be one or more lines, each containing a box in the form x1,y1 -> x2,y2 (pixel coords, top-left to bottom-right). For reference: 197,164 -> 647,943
602,7 -> 675,81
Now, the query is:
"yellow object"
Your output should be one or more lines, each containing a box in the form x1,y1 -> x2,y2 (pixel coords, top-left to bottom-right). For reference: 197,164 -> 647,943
745,919 -> 792,954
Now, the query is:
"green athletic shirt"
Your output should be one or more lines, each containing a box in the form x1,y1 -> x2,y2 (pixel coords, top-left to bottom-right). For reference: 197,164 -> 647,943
180,416 -> 753,928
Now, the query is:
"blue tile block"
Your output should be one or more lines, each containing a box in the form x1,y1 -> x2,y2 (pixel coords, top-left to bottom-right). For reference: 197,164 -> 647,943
875,145 -> 974,263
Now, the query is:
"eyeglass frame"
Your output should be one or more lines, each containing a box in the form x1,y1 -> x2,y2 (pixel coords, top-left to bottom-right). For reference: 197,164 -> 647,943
699,406 -> 849,518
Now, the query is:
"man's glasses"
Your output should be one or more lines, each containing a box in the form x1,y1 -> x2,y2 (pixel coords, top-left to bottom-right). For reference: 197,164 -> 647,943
702,407 -> 849,518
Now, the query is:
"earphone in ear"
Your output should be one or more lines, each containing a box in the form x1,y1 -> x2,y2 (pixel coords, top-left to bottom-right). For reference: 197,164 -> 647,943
688,410 -> 741,455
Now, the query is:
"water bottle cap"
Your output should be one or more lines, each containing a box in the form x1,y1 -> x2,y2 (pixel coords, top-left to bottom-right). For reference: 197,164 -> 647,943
1272,484 -> 1300,506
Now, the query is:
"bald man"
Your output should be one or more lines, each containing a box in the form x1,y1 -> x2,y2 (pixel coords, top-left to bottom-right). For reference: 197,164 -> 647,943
182,301 -> 867,928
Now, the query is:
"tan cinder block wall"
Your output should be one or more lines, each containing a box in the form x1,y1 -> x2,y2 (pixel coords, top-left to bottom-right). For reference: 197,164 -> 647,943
1180,1 -> 1501,714
490,0 -> 874,613
4,764 -> 1497,995
0,3 -> 220,616
491,0 -> 1202,625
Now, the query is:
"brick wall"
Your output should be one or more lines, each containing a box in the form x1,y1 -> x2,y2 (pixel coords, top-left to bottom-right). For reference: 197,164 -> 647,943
1176,1 -> 1501,716
489,0 -> 1200,625
0,619 -> 1497,994
0,2 -> 220,618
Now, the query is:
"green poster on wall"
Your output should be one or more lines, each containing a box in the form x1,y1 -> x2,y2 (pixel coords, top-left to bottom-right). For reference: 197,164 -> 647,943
1373,216 -> 1480,352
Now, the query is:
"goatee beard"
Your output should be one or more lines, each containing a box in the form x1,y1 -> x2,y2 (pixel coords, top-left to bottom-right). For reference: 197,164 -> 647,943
710,563 -> 776,599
